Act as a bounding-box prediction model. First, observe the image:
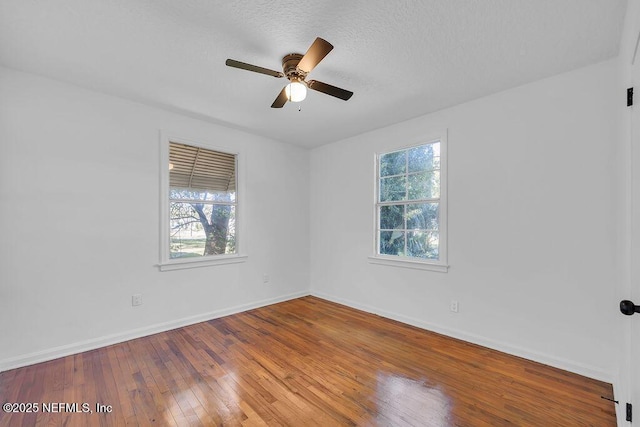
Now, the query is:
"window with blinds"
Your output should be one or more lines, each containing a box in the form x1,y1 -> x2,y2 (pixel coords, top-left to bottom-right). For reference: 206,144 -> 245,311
168,142 -> 237,259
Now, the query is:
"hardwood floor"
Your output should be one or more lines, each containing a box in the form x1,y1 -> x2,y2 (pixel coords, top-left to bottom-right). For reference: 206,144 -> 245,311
0,296 -> 616,426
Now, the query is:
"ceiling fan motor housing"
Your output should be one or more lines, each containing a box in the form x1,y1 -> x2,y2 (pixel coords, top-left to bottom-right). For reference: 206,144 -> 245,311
282,53 -> 307,83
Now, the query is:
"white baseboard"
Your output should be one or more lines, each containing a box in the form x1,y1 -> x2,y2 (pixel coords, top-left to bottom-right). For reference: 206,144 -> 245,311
311,290 -> 614,384
0,290 -> 310,372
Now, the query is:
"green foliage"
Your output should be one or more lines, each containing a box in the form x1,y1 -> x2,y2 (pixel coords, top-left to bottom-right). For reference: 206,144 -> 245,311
380,230 -> 405,256
408,144 -> 438,172
406,203 -> 438,230
407,231 -> 439,259
380,151 -> 406,177
380,176 -> 407,202
380,205 -> 404,229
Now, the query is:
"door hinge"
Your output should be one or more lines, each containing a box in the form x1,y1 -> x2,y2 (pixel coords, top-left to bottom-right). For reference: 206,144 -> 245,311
627,402 -> 633,422
628,87 -> 634,107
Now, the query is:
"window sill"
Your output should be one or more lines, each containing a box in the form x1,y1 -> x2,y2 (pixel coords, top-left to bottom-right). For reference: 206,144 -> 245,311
367,256 -> 449,272
158,254 -> 248,271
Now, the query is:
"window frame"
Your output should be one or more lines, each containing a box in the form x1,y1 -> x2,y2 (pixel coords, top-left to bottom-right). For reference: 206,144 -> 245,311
159,132 -> 247,271
369,131 -> 448,272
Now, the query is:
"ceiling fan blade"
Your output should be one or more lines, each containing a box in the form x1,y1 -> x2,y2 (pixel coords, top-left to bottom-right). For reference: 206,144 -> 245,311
307,80 -> 353,101
271,87 -> 288,108
297,38 -> 333,74
225,59 -> 284,78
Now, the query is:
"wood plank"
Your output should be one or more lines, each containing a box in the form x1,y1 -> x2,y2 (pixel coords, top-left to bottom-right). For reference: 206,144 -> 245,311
0,296 -> 617,426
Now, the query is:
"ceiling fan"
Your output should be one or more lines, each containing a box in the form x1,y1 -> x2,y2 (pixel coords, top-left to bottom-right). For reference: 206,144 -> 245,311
225,37 -> 353,108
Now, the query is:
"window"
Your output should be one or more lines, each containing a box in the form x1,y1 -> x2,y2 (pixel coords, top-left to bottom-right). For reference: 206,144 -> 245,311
370,134 -> 448,272
159,135 -> 246,271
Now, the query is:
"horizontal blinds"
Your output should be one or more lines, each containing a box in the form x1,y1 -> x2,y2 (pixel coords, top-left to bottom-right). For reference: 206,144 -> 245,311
169,142 -> 236,192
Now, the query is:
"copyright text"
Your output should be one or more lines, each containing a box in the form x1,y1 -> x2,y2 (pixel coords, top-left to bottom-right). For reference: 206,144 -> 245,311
2,402 -> 113,414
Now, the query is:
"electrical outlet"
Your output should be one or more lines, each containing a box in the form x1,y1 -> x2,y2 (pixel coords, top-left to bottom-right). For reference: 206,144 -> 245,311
263,274 -> 269,283
450,300 -> 459,313
132,294 -> 142,307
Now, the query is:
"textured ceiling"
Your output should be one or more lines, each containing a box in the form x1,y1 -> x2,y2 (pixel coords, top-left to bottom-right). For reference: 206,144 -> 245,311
0,0 -> 628,148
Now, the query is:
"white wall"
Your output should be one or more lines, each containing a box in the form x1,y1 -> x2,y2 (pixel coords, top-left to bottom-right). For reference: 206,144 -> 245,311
0,66 -> 310,370
310,59 -> 620,381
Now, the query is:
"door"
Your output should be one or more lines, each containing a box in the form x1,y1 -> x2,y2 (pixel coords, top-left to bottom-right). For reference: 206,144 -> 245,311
623,9 -> 640,424
632,55 -> 640,423
619,1 -> 640,423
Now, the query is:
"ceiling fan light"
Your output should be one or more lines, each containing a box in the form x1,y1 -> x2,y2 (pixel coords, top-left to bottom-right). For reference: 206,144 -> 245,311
285,81 -> 307,102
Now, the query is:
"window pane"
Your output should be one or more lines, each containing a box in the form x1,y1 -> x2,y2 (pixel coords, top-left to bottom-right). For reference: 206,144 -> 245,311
408,171 -> 440,200
170,202 -> 236,258
408,142 -> 440,172
380,205 -> 404,229
407,231 -> 439,259
380,151 -> 406,177
380,176 -> 407,202
379,231 -> 405,256
406,203 -> 439,230
170,188 -> 236,202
